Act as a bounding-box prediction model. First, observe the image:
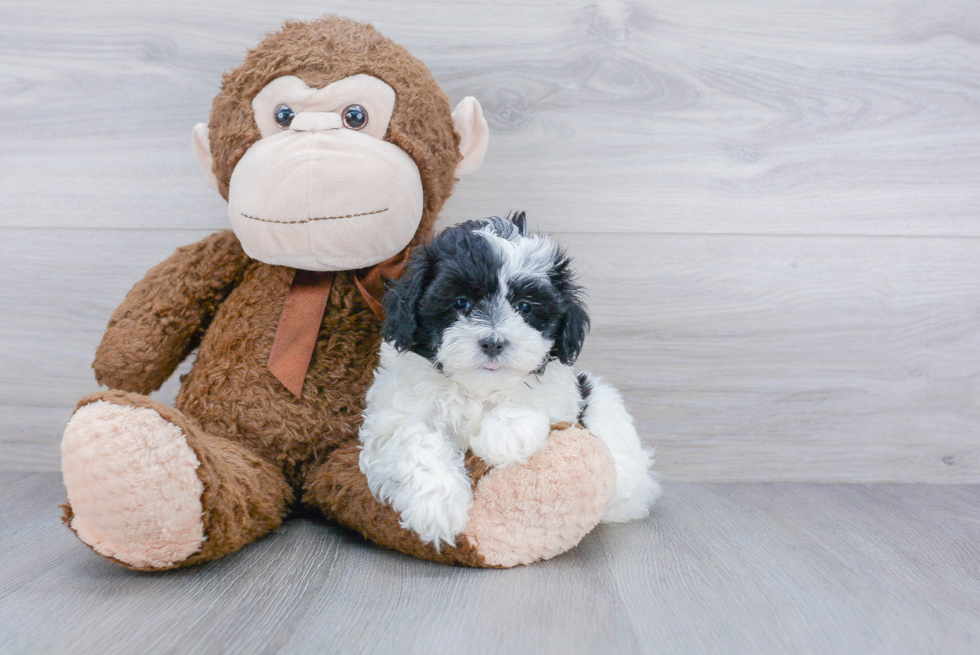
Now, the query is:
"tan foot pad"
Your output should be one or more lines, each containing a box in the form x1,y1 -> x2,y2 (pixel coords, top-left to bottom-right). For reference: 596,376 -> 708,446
463,426 -> 616,567
62,401 -> 205,569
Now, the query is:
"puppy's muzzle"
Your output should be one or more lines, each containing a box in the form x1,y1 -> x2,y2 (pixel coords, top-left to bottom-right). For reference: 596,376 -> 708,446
479,337 -> 508,357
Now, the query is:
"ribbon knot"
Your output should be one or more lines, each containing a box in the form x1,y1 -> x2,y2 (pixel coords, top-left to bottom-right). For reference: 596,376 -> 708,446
267,248 -> 411,398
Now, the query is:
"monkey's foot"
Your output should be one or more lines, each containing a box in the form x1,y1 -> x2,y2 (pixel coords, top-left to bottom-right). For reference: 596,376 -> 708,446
62,400 -> 205,569
461,425 -> 616,567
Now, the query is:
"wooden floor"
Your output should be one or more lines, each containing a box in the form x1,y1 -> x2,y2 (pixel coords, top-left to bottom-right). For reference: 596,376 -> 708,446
1,473 -> 977,654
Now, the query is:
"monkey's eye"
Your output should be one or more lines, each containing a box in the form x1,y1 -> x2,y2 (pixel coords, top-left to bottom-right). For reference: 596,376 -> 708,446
342,104 -> 368,130
453,297 -> 471,312
274,104 -> 295,129
514,300 -> 533,314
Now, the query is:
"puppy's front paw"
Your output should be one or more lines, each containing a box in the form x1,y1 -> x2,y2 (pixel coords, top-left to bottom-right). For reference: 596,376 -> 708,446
360,425 -> 474,549
395,475 -> 473,549
472,406 -> 550,468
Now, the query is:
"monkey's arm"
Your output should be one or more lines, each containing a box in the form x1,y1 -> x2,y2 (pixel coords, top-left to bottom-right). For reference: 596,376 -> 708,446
93,230 -> 250,394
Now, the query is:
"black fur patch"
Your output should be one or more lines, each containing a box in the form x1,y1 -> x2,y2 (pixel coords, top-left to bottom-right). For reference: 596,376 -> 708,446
384,219 -> 500,361
576,371 -> 593,424
547,247 -> 590,366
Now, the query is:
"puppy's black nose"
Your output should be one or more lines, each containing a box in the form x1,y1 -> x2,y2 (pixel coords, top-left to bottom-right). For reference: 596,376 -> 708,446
479,337 -> 508,356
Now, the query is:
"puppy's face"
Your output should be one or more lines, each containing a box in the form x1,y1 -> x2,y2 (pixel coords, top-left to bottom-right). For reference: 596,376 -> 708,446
385,213 -> 589,388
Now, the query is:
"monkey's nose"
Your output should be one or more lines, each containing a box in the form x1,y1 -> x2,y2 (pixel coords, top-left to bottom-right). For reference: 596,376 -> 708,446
290,112 -> 342,132
479,337 -> 508,357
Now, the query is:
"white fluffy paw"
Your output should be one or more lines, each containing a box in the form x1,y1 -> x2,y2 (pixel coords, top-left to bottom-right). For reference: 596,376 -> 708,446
393,475 -> 473,549
471,405 -> 551,468
359,426 -> 474,549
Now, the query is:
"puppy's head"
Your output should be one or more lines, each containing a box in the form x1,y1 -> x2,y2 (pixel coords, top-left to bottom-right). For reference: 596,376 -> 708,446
384,212 -> 589,387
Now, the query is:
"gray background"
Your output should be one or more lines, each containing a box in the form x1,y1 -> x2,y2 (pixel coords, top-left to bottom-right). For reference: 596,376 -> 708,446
1,1 -> 978,652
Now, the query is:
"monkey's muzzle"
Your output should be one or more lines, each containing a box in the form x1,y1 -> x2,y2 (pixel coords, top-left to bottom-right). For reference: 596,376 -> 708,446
227,129 -> 424,271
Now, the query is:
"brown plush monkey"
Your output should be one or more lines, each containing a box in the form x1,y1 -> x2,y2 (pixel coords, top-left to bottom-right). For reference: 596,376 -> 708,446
60,16 -> 616,570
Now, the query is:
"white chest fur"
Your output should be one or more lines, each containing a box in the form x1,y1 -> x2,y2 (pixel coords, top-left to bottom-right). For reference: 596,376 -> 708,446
361,343 -> 581,452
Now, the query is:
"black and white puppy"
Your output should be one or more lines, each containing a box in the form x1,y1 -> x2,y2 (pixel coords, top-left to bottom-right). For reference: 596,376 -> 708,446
358,213 -> 660,547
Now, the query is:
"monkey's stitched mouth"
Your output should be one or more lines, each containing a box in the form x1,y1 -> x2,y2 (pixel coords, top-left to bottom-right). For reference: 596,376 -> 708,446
240,208 -> 389,225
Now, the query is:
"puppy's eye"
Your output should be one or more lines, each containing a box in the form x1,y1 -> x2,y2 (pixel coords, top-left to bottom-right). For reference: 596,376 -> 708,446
453,297 -> 471,312
342,104 -> 368,130
274,104 -> 295,129
514,300 -> 533,314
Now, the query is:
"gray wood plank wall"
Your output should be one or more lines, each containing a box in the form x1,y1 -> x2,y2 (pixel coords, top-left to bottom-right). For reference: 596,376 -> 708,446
2,0 -> 979,482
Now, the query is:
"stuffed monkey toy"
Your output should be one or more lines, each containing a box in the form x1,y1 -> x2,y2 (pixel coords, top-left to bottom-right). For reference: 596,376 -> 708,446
60,16 -> 617,570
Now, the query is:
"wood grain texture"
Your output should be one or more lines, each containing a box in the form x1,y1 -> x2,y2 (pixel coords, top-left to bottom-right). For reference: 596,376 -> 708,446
2,0 -> 980,481
4,228 -> 978,481
2,473 -> 977,654
1,0 -> 979,234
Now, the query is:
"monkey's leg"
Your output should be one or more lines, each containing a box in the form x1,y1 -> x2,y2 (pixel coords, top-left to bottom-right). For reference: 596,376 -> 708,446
303,425 -> 616,568
61,390 -> 293,571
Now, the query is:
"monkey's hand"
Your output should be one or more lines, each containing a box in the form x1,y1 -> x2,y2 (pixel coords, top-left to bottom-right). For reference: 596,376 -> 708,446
471,405 -> 551,468
93,230 -> 249,394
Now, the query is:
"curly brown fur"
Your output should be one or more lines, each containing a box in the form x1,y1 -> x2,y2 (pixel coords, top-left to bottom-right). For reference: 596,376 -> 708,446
173,250 -> 384,490
93,230 -> 250,394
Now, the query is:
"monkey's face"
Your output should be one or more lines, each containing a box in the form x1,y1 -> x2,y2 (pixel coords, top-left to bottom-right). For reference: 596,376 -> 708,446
194,75 -> 488,272
192,18 -> 489,272
227,74 -> 422,271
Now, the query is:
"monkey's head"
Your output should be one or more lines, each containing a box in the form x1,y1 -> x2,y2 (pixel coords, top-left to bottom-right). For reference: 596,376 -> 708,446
192,17 -> 489,271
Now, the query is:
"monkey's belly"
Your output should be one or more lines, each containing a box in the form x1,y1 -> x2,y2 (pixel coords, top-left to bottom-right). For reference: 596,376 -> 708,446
174,264 -> 382,485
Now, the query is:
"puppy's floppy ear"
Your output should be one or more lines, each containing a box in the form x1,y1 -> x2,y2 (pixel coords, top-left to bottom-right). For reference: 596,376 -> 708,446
508,210 -> 528,237
383,249 -> 432,352
553,300 -> 590,365
549,249 -> 591,366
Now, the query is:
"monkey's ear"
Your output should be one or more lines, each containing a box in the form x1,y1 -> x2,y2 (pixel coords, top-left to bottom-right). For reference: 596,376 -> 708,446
191,123 -> 219,191
452,97 -> 489,177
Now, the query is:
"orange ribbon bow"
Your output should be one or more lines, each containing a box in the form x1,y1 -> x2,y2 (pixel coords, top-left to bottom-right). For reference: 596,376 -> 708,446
267,248 -> 411,398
